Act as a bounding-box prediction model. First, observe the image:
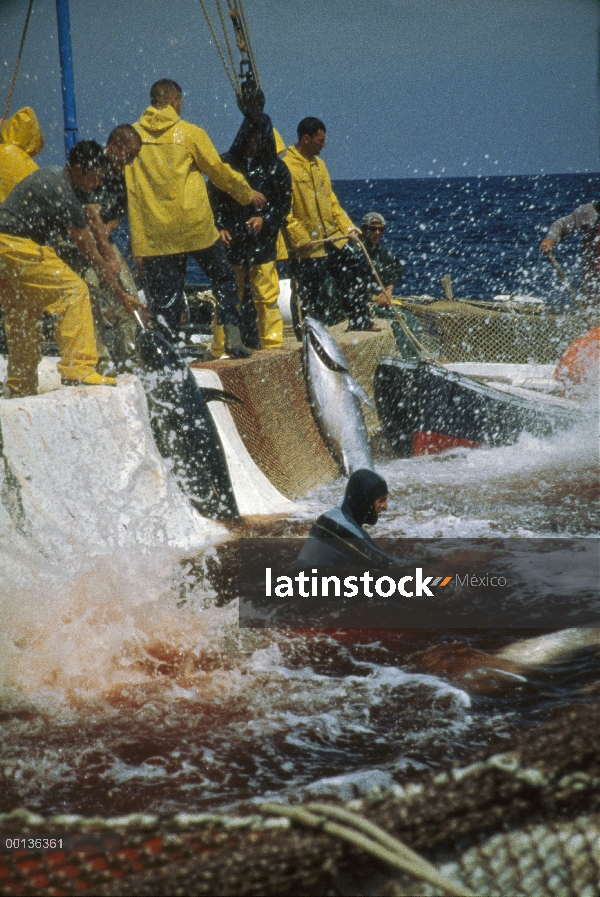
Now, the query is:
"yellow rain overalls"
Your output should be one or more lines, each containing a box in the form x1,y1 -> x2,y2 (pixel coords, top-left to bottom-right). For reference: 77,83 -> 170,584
0,168 -> 98,397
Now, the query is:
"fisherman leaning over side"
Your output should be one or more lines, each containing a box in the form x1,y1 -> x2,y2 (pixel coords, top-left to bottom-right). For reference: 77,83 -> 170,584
55,125 -> 146,375
296,469 -> 404,569
207,114 -> 291,356
0,141 -> 135,397
540,192 -> 600,316
126,78 -> 266,357
283,117 -> 381,333
0,106 -> 45,203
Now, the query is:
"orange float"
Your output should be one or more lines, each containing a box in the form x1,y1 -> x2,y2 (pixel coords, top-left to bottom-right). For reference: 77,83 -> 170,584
554,326 -> 600,400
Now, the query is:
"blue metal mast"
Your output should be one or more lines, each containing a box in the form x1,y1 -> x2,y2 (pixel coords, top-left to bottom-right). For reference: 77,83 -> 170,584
55,0 -> 78,154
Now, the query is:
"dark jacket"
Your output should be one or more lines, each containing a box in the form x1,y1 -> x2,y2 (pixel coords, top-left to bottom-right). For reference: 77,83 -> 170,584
364,239 -> 405,288
208,115 -> 292,265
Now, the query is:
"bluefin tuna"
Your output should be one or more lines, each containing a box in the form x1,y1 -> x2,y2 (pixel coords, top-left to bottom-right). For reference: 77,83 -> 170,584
137,328 -> 241,519
302,316 -> 374,475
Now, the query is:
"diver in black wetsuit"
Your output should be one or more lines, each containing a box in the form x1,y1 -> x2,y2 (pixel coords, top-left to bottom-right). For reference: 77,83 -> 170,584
296,469 -> 405,569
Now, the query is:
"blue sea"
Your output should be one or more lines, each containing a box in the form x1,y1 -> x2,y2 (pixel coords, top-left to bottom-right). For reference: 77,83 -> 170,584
169,171 -> 597,306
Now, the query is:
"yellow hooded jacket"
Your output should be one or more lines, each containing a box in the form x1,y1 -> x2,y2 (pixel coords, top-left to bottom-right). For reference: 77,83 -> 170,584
282,145 -> 354,259
0,107 -> 45,203
125,105 -> 255,257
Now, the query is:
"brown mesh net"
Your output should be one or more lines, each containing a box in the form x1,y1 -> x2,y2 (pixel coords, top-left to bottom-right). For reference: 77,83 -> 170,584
1,701 -> 599,896
393,297 -> 591,364
194,322 -> 398,500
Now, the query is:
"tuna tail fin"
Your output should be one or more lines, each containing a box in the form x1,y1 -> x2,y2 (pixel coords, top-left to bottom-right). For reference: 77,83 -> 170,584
200,387 -> 243,406
346,376 -> 375,411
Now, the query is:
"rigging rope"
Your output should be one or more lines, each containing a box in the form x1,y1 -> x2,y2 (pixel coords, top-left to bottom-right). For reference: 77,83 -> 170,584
3,0 -> 35,123
197,0 -> 262,101
197,0 -> 239,96
229,0 -> 262,90
215,0 -> 241,93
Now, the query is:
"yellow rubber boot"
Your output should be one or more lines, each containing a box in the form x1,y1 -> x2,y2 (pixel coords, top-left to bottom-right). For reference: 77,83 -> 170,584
211,319 -> 226,358
61,371 -> 116,387
250,262 -> 283,349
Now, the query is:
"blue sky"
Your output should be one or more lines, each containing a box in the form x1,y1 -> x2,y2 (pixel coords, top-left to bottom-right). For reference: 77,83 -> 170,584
1,0 -> 598,178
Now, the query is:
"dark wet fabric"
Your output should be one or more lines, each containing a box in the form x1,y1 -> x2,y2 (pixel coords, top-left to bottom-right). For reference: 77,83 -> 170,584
207,114 -> 291,266
0,167 -> 86,246
290,241 -> 378,328
85,165 -> 127,224
322,239 -> 403,327
143,239 -> 240,339
363,239 -> 405,288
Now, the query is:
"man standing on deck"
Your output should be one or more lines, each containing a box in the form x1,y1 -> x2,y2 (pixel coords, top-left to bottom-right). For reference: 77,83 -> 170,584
283,117 -> 381,332
540,198 -> 600,314
207,114 -> 291,356
126,79 -> 266,356
57,125 -> 144,374
0,141 -> 141,397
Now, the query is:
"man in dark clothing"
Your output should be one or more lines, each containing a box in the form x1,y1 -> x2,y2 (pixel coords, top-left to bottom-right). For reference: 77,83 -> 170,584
325,210 -> 405,330
58,125 -> 144,373
540,198 -> 600,314
361,212 -> 405,295
208,115 -> 291,354
358,210 -> 414,352
296,469 -> 403,569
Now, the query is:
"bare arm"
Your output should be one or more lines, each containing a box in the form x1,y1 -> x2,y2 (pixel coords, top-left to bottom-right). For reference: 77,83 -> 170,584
84,204 -> 121,276
68,226 -> 149,321
541,203 -> 599,253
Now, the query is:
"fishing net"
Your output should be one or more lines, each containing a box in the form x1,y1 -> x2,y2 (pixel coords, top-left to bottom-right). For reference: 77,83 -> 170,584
393,297 -> 592,364
194,321 -> 398,500
1,701 -> 599,896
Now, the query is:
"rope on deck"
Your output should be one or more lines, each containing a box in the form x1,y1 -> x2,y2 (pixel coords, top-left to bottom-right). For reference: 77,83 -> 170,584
259,801 -> 474,897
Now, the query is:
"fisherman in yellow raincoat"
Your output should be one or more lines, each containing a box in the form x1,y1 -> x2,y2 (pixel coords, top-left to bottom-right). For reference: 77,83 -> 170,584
0,141 -> 145,397
0,106 -> 44,203
126,79 -> 266,357
283,117 -> 380,332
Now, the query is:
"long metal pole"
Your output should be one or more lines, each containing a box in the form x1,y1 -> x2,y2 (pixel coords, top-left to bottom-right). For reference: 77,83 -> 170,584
55,0 -> 78,154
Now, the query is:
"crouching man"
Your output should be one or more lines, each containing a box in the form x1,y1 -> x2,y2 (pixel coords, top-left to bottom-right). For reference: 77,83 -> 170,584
0,140 -> 146,397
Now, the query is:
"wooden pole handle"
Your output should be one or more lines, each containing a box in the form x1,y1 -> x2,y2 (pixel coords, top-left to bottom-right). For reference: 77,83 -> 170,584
546,252 -> 592,325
